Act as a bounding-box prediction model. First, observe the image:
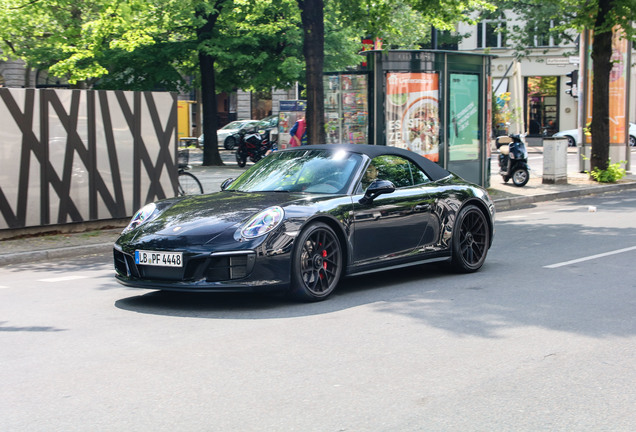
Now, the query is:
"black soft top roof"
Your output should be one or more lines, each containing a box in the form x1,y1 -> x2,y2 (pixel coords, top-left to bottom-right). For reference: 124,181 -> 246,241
280,144 -> 452,182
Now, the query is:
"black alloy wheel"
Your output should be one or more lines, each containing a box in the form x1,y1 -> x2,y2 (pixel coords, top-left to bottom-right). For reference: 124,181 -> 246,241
224,136 -> 237,150
290,222 -> 343,301
451,205 -> 489,273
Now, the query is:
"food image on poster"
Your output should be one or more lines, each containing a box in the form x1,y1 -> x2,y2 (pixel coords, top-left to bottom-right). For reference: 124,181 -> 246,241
385,72 -> 440,162
388,93 -> 408,107
401,97 -> 439,155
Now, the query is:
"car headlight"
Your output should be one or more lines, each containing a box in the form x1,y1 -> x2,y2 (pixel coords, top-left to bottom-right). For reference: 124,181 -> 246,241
122,203 -> 158,234
240,206 -> 284,239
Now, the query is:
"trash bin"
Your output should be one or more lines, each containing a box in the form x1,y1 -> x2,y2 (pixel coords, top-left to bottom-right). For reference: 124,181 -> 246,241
543,137 -> 568,184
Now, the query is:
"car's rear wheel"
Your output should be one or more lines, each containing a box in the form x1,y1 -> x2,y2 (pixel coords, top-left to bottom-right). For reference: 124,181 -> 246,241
450,205 -> 489,273
224,136 -> 237,150
512,167 -> 529,187
566,135 -> 576,147
290,222 -> 342,301
630,135 -> 636,147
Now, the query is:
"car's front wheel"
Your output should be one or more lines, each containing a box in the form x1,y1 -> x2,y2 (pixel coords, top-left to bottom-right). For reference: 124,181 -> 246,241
450,205 -> 489,273
290,222 -> 343,301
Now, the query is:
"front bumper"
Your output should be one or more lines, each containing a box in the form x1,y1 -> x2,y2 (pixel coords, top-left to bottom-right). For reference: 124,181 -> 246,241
114,246 -> 292,292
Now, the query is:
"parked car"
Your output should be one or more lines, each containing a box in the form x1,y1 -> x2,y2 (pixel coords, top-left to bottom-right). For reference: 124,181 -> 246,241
553,123 -> 636,147
198,120 -> 259,150
114,144 -> 495,302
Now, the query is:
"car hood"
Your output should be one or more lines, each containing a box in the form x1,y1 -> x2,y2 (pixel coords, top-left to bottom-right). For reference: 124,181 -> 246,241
124,191 -> 318,244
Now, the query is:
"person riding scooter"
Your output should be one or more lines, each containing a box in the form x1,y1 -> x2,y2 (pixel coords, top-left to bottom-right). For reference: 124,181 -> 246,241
495,134 -> 529,187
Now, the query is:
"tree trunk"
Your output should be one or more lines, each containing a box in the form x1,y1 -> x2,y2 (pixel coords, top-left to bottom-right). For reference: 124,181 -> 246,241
589,0 -> 613,173
197,2 -> 224,166
298,0 -> 326,145
199,51 -> 224,166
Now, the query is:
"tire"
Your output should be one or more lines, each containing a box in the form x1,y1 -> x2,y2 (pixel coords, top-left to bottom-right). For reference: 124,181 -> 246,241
630,135 -> 636,147
177,171 -> 203,196
290,222 -> 343,302
235,151 -> 247,168
512,167 -> 529,187
224,136 -> 237,150
566,135 -> 576,147
450,205 -> 489,273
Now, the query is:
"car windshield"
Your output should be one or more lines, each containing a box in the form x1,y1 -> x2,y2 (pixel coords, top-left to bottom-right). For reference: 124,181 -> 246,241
226,149 -> 363,194
221,121 -> 248,130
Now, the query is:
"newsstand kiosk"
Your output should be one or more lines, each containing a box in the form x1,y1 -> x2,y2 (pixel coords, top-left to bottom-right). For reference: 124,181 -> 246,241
359,50 -> 493,187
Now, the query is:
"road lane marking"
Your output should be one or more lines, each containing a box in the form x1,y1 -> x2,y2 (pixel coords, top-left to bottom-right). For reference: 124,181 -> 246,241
39,275 -> 90,283
544,246 -> 636,268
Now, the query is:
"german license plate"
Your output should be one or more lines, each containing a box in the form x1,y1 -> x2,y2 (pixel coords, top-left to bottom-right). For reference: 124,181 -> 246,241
135,250 -> 183,267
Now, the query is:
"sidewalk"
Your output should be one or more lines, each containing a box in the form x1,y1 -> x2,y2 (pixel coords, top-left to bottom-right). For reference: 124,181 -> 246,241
1,147 -> 634,266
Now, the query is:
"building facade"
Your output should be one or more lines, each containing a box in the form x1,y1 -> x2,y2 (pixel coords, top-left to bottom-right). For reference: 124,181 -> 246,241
457,12 -> 636,145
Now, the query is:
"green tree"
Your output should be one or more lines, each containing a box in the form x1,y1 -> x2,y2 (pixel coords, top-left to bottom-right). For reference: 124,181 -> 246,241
298,0 -> 492,145
0,0 -> 306,166
499,0 -> 636,176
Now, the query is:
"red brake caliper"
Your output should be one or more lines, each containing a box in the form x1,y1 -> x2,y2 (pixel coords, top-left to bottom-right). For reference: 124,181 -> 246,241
319,244 -> 327,278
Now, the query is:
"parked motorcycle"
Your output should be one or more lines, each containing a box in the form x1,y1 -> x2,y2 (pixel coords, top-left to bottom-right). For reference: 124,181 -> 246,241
235,129 -> 273,168
495,134 -> 529,187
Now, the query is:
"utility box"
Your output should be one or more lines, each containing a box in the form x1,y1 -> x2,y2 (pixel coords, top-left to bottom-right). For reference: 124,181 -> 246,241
543,137 -> 568,184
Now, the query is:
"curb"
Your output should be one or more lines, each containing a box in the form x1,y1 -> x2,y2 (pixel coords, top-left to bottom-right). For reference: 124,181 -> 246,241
2,182 -> 636,266
1,242 -> 115,266
493,181 -> 636,212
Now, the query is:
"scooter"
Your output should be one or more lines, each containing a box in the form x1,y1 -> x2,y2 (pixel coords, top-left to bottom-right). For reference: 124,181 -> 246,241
495,134 -> 530,187
235,130 -> 273,168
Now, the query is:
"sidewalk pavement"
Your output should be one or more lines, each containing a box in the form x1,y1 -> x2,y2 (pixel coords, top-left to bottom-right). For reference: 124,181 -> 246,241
1,147 -> 634,266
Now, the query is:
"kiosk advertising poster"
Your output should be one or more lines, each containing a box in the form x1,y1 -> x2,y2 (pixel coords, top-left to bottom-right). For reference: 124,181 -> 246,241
584,28 -> 629,146
386,72 -> 440,161
448,73 -> 480,161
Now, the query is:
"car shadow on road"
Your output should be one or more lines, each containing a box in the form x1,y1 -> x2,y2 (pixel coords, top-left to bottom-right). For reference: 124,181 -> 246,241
113,262 -> 455,320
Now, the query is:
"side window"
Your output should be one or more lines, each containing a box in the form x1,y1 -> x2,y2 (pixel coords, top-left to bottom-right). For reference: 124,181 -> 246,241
361,155 -> 430,190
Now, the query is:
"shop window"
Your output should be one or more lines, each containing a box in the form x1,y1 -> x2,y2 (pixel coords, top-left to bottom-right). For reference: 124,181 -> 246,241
476,12 -> 506,49
526,76 -> 559,137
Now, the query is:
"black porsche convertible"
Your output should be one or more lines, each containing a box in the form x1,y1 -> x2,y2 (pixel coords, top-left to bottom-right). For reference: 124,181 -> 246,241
114,144 -> 495,301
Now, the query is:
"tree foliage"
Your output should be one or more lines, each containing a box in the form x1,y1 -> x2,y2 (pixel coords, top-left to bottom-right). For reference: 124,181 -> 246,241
497,0 -> 636,174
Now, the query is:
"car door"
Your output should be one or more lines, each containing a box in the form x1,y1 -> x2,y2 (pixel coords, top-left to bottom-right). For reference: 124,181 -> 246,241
351,155 -> 436,264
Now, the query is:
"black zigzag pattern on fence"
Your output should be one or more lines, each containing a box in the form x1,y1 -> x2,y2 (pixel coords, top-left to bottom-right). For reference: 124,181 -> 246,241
0,88 -> 177,230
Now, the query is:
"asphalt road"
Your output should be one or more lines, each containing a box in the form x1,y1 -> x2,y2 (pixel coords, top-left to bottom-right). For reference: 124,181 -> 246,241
1,190 -> 636,431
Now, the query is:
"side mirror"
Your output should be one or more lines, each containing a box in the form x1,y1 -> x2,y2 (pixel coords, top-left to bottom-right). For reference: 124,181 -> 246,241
359,179 -> 395,205
220,178 -> 234,190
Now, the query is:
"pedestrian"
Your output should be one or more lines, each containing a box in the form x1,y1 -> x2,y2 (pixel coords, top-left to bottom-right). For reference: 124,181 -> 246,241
290,115 -> 307,146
